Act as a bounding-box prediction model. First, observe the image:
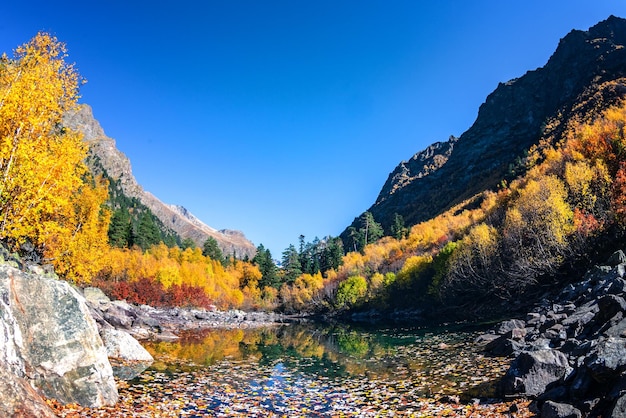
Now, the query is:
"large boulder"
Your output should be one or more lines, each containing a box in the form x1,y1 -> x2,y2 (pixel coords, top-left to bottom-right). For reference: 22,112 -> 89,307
586,337 -> 626,383
101,327 -> 153,380
501,349 -> 572,397
0,366 -> 57,417
0,265 -> 118,407
541,400 -> 582,418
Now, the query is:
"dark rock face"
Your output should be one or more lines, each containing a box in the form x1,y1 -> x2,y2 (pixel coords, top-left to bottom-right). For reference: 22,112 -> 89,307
482,249 -> 626,416
343,15 -> 626,236
0,265 -> 118,407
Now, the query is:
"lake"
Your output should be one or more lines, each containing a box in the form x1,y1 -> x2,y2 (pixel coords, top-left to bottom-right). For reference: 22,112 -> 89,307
52,321 -> 531,417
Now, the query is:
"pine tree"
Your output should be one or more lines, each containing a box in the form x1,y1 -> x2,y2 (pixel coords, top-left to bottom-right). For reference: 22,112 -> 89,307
252,244 -> 279,289
281,244 -> 302,284
108,209 -> 131,248
202,236 -> 225,265
133,212 -> 161,250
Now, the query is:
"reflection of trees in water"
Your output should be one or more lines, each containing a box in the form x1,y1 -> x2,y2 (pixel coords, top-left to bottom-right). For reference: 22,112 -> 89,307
143,323 -> 508,395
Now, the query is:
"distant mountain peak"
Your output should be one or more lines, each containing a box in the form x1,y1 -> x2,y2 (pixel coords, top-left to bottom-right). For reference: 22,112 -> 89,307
64,104 -> 256,258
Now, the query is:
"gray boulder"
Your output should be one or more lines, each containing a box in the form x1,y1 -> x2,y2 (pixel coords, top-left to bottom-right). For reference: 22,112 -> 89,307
84,286 -> 111,304
101,327 -> 153,362
607,250 -> 626,267
541,400 -> 582,418
501,349 -> 572,397
101,328 -> 153,380
495,318 -> 526,334
586,337 -> 626,383
611,392 -> 626,417
0,265 -> 118,407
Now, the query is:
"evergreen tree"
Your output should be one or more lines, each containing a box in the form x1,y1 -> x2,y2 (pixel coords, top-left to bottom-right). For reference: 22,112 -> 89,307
281,244 -> 302,284
108,209 -> 131,248
391,213 -> 409,239
361,211 -> 383,246
202,237 -> 225,265
321,236 -> 344,272
252,244 -> 279,289
181,237 -> 196,250
133,212 -> 161,250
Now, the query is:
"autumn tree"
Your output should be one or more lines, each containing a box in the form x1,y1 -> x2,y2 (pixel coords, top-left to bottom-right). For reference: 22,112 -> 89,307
0,33 -> 109,282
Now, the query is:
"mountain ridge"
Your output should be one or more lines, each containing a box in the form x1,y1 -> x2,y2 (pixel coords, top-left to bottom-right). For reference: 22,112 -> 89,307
343,15 -> 626,240
64,104 -> 257,259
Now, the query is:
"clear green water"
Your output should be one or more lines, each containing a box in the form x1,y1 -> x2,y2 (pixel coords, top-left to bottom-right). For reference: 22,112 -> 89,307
133,322 -> 509,416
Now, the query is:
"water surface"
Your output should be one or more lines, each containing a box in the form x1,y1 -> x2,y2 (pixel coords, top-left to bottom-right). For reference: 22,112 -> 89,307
126,321 -> 512,416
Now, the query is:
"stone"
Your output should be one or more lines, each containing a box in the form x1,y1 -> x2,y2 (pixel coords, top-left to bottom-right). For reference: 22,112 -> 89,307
607,250 -> 626,267
83,286 -> 111,304
0,265 -> 118,407
562,304 -> 598,338
606,318 -> 626,338
595,295 -> 626,322
608,278 -> 626,295
101,328 -> 153,380
484,331 -> 527,357
102,301 -> 136,329
100,328 -> 153,362
474,333 -> 499,347
611,392 -> 626,418
541,400 -> 582,418
0,365 -> 57,418
586,337 -> 626,383
501,349 -> 572,397
495,319 -> 526,335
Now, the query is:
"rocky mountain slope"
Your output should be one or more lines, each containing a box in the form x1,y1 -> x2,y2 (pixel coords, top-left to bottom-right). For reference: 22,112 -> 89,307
64,104 -> 256,259
343,15 -> 626,239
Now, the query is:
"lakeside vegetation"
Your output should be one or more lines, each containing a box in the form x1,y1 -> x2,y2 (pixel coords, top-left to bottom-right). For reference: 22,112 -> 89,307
4,32 -> 626,319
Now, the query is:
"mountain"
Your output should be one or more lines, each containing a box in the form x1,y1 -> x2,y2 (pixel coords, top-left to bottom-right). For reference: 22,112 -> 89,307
64,104 -> 257,259
342,15 -> 626,240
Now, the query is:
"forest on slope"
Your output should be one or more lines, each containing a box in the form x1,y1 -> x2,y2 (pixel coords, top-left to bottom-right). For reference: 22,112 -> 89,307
5,21 -> 626,320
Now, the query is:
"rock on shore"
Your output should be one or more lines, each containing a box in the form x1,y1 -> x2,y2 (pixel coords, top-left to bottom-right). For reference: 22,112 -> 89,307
479,250 -> 626,417
84,285 -> 285,342
0,264 -> 119,414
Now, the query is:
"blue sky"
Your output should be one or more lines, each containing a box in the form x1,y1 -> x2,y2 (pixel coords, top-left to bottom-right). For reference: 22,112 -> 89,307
1,1 -> 625,257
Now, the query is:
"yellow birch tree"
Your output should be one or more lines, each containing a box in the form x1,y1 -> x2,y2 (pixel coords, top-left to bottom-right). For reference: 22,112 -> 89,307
0,32 -> 109,282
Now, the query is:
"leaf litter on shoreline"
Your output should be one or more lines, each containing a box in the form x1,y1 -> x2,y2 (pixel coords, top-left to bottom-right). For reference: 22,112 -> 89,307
49,324 -> 534,417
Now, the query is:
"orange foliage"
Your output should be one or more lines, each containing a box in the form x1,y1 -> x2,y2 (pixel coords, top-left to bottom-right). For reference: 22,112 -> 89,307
95,244 -> 263,310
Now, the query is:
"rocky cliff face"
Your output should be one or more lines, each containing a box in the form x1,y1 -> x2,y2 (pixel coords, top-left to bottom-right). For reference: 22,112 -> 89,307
344,15 -> 626,237
64,104 -> 256,258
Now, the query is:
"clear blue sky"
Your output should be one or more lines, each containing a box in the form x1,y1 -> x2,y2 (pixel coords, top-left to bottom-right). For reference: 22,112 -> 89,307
1,1 -> 625,257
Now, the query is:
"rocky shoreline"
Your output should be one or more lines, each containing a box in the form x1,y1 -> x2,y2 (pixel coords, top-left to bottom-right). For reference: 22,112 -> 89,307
0,253 -> 287,417
4,247 -> 626,416
478,250 -> 626,417
84,286 -> 287,343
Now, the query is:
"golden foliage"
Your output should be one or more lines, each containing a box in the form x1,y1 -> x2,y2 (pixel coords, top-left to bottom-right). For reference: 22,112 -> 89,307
0,32 -> 110,283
